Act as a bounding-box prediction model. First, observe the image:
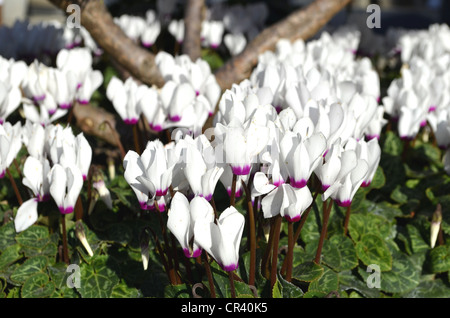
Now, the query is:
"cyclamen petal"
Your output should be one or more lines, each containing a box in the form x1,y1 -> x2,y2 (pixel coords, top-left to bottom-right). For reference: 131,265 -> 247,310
14,198 -> 39,233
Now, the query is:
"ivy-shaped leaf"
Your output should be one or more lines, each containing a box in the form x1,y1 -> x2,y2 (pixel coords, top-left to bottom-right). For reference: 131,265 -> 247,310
292,261 -> 324,283
10,255 -> 48,283
403,279 -> 450,298
77,255 -> 120,298
16,225 -> 51,249
0,222 -> 17,250
322,235 -> 358,272
308,266 -> 339,294
276,273 -> 304,298
348,213 -> 396,242
355,234 -> 392,272
338,270 -> 381,298
429,245 -> 450,273
358,251 -> 420,294
21,272 -> 55,298
0,244 -> 22,269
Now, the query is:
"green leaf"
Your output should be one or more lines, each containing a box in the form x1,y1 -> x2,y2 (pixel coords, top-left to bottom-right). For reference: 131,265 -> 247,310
359,251 -> 420,294
322,235 -> 358,272
292,261 -> 324,283
21,272 -> 55,298
276,274 -> 304,298
429,245 -> 450,273
308,266 -> 339,294
382,131 -> 403,156
367,166 -> 386,189
303,290 -> 328,298
338,270 -> 381,298
0,244 -> 22,269
111,280 -> 142,298
348,213 -> 396,242
78,255 -> 120,298
406,224 -> 430,254
16,225 -> 51,249
402,279 -> 450,298
164,284 -> 191,298
355,234 -> 392,272
272,278 -> 282,298
10,255 -> 48,283
0,222 -> 17,250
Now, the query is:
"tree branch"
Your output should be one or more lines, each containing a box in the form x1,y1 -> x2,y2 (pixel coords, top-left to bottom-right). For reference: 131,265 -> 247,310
49,0 -> 164,87
213,0 -> 352,90
182,0 -> 205,61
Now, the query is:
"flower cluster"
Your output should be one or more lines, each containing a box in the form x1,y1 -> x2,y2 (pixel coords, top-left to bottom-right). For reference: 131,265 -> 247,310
122,29 -> 383,272
167,1 -> 268,55
107,51 -> 221,135
6,121 -> 92,232
383,24 -> 450,152
114,10 -> 162,48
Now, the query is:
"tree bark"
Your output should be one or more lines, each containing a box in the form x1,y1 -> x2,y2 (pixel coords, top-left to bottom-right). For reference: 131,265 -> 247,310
182,0 -> 205,61
49,0 -> 164,87
213,0 -> 352,90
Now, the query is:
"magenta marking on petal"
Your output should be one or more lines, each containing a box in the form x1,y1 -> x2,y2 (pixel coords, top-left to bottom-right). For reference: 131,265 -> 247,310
191,249 -> 202,258
77,83 -> 83,90
139,201 -> 150,210
60,206 -> 74,214
48,109 -> 57,115
377,96 -> 381,104
195,90 -> 200,96
361,181 -> 371,187
158,204 -> 166,212
149,123 -> 163,132
201,193 -> 213,201
142,42 -> 153,48
336,200 -> 352,207
323,149 -> 329,158
208,111 -> 214,117
210,44 -> 219,50
33,94 -> 46,102
273,180 -> 284,188
168,115 -> 182,122
275,105 -> 282,114
60,103 -> 72,110
226,188 -> 242,198
420,120 -> 427,127
0,171 -> 5,178
365,134 -> 380,140
291,179 -> 307,188
0,119 -> 3,125
156,188 -> 168,197
124,118 -> 139,125
285,215 -> 301,222
78,100 -> 89,105
222,263 -> 239,272
322,184 -> 330,192
231,165 -> 251,176
400,135 -> 414,141
183,248 -> 191,258
429,105 -> 436,112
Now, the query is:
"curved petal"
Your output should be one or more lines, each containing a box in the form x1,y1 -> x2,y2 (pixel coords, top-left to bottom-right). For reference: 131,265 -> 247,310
14,198 -> 39,233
